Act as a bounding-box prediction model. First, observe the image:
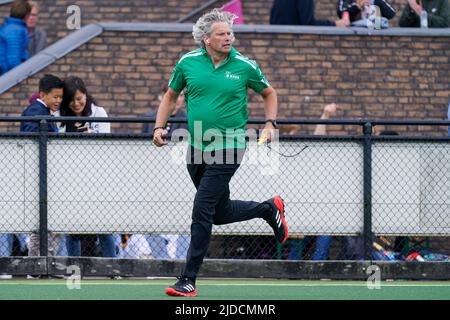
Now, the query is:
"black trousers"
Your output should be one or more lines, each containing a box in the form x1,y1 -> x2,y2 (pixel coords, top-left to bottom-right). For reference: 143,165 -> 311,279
183,148 -> 272,280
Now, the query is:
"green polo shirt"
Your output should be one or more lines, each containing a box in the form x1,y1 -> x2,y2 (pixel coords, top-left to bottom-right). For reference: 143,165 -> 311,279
168,47 -> 270,151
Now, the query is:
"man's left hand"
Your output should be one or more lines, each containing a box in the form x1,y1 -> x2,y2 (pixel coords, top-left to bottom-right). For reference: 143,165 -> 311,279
260,122 -> 276,144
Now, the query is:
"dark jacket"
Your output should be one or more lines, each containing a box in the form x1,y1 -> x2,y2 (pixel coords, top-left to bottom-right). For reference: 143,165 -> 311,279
399,0 -> 450,28
20,100 -> 57,132
0,17 -> 29,75
270,0 -> 336,26
28,26 -> 47,57
337,0 -> 397,21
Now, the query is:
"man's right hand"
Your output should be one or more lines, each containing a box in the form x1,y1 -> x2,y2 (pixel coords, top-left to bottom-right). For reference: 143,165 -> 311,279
152,128 -> 168,147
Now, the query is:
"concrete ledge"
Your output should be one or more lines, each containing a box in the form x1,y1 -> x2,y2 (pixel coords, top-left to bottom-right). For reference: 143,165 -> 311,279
377,261 -> 450,280
0,24 -> 103,94
1,257 -> 448,280
99,22 -> 450,37
199,259 -> 370,280
0,257 -> 47,275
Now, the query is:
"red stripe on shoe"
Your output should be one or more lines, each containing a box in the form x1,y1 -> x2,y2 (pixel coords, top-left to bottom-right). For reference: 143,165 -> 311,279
274,196 -> 288,245
165,287 -> 198,297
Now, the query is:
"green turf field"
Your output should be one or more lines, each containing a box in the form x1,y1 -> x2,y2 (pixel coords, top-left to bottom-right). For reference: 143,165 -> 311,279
0,279 -> 449,300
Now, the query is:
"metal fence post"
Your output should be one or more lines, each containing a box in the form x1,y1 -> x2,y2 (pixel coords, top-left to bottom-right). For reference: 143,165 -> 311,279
363,122 -> 373,261
39,120 -> 48,257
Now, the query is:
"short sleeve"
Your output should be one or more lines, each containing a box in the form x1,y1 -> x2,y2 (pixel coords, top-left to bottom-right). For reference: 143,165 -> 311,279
247,63 -> 270,93
168,63 -> 186,93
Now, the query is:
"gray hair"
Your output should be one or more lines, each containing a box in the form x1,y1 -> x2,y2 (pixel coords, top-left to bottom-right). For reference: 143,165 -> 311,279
192,8 -> 237,46
29,1 -> 39,9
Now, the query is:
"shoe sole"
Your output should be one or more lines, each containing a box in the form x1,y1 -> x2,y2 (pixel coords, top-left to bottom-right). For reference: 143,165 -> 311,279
165,287 -> 198,297
274,196 -> 288,245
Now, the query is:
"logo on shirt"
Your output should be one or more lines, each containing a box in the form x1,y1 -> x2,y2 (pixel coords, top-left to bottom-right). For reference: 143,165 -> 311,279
225,71 -> 240,80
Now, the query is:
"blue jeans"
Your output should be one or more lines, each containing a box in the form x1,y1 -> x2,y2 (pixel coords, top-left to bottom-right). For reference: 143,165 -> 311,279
0,234 -> 28,256
176,235 -> 190,259
312,236 -> 333,260
343,236 -> 364,260
145,234 -> 169,259
144,234 -> 191,259
65,234 -> 116,257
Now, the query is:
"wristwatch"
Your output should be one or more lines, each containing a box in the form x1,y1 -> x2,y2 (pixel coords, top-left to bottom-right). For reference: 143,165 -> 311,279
265,119 -> 277,128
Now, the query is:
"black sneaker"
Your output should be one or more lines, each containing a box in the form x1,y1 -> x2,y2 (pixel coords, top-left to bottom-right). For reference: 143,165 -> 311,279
165,276 -> 197,297
266,196 -> 288,245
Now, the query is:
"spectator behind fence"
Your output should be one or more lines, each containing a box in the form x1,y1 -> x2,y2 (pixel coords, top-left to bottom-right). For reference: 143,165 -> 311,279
337,0 -> 397,22
20,74 -> 62,132
59,76 -> 117,257
306,110 -> 403,261
26,1 -> 47,57
399,0 -> 450,27
0,0 -> 31,75
143,85 -> 188,134
59,76 -> 110,133
136,85 -> 190,259
300,103 -> 365,260
19,74 -> 65,258
270,0 -> 350,27
299,104 -> 367,260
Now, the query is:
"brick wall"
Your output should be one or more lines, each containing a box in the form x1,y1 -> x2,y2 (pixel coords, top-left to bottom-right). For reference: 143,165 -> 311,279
1,29 -> 449,135
0,0 -> 233,46
0,1 -> 408,46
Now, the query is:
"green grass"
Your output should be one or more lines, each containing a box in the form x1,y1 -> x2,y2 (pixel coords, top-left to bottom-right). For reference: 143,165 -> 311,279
0,279 -> 449,300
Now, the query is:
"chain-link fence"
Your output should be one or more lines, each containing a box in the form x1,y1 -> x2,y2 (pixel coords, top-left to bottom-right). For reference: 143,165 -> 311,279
0,118 -> 449,268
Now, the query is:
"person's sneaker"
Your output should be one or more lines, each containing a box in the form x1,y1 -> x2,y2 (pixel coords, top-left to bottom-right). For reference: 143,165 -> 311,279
266,196 -> 288,245
0,274 -> 12,280
165,276 -> 197,297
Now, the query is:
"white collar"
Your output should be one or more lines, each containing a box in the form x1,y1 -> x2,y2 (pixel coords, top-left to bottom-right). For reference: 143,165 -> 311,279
36,98 -> 47,108
37,98 -> 59,116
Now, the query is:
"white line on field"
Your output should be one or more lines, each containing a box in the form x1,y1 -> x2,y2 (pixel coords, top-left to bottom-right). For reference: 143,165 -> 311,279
0,282 -> 449,287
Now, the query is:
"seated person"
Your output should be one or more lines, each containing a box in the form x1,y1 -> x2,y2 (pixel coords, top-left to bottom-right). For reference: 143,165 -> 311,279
399,0 -> 450,28
337,0 -> 397,22
270,0 -> 350,27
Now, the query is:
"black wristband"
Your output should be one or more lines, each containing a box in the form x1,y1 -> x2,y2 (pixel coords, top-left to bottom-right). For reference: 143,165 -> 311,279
265,119 -> 277,128
152,126 -> 165,133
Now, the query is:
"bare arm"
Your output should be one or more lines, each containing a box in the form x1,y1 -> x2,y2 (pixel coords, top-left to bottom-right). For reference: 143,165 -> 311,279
261,86 -> 277,121
260,86 -> 278,142
314,103 -> 338,136
152,88 -> 179,147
